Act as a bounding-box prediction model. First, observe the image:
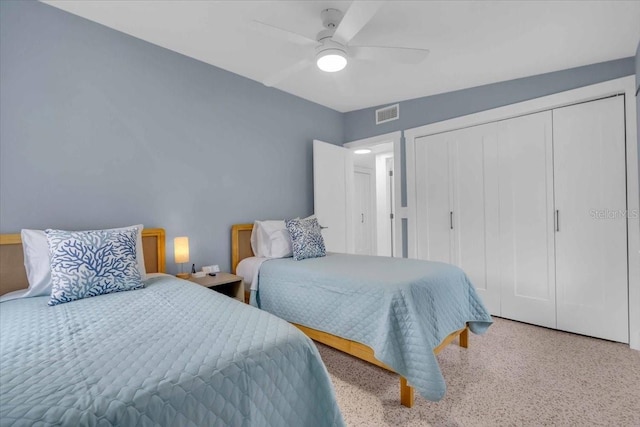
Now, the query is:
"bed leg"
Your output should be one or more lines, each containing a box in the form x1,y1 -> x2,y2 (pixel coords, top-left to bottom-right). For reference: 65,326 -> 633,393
459,326 -> 469,348
400,377 -> 414,408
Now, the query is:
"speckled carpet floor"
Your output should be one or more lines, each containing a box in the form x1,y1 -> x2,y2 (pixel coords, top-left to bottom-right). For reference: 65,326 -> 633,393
315,317 -> 640,427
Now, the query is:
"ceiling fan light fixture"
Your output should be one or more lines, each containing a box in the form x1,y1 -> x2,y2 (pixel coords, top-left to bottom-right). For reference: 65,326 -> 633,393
316,48 -> 347,72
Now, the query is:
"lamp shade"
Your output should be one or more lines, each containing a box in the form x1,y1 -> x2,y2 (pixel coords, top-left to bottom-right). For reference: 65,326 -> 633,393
174,237 -> 190,264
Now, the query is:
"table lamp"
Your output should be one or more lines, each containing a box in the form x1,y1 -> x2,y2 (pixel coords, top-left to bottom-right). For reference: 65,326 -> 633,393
174,236 -> 190,279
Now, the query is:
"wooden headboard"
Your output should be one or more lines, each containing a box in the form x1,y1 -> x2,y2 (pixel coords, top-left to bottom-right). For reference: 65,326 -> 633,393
231,224 -> 254,274
0,228 -> 166,296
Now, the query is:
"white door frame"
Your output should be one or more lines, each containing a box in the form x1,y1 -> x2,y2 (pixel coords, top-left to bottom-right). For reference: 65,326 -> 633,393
404,76 -> 639,350
344,131 -> 403,257
384,156 -> 395,257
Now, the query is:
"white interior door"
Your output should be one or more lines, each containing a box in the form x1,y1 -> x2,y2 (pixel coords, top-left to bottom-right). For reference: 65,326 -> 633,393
498,111 -> 556,328
451,123 -> 501,315
374,153 -> 394,257
553,96 -> 628,343
313,140 -> 354,253
415,133 -> 453,263
354,169 -> 374,255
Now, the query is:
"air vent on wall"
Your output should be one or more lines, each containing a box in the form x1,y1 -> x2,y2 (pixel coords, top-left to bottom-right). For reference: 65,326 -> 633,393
376,104 -> 399,125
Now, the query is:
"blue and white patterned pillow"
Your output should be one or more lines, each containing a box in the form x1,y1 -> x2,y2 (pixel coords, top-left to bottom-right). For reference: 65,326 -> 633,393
46,228 -> 143,306
285,217 -> 326,261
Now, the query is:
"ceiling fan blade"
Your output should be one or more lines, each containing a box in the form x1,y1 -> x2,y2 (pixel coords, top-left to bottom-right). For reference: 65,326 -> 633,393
251,20 -> 318,46
332,1 -> 385,45
263,58 -> 313,87
350,46 -> 430,64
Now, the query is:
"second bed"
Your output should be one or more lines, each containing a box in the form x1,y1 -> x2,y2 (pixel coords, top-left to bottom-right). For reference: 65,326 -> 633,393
232,223 -> 493,407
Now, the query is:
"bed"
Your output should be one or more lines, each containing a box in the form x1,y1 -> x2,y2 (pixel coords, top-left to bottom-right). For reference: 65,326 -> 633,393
231,223 -> 493,408
0,228 -> 344,426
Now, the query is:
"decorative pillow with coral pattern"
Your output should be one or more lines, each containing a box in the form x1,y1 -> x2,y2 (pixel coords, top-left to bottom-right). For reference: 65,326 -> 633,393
285,217 -> 326,261
46,228 -> 143,306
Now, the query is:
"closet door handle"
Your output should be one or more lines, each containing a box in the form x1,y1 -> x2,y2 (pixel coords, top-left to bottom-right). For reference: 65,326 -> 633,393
450,211 -> 454,230
555,210 -> 559,232
361,213 -> 364,223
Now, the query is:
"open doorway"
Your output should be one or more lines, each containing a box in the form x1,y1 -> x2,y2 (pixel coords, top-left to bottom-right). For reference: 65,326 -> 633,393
350,141 -> 395,257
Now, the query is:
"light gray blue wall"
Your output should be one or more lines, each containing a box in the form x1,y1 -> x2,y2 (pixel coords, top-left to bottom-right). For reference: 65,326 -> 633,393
0,1 -> 343,274
344,58 -> 635,142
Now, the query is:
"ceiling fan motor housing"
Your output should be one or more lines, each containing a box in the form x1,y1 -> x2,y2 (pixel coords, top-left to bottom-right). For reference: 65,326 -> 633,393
316,9 -> 347,57
316,38 -> 348,57
321,8 -> 343,30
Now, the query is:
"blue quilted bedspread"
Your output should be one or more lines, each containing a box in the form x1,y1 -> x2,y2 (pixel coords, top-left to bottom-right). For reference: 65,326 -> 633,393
252,254 -> 493,402
0,275 -> 344,426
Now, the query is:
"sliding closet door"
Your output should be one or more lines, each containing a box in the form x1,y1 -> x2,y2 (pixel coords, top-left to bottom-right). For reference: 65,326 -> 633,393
415,133 -> 453,263
450,123 -> 501,315
498,111 -> 556,328
553,96 -> 628,343
415,124 -> 501,314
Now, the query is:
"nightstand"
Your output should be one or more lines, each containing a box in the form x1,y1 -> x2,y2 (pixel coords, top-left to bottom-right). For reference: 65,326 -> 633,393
186,272 -> 244,302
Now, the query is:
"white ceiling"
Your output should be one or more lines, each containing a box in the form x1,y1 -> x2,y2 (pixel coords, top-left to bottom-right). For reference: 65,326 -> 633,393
43,1 -> 640,113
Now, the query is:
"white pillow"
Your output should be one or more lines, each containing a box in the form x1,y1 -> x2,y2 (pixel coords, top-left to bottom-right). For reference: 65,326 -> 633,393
20,229 -> 51,298
250,220 -> 293,258
0,289 -> 29,303
1,225 -> 146,302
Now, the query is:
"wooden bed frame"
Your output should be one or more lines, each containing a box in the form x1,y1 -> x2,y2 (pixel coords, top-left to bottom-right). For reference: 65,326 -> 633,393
0,228 -> 166,296
231,223 -> 469,408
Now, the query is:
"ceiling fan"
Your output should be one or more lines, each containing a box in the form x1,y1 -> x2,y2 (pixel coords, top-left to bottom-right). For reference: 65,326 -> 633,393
252,2 -> 430,87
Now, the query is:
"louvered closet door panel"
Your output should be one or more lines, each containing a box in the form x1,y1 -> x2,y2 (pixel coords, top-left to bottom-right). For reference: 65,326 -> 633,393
498,111 -> 556,328
451,123 -> 501,315
415,134 -> 453,263
553,96 -> 628,343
